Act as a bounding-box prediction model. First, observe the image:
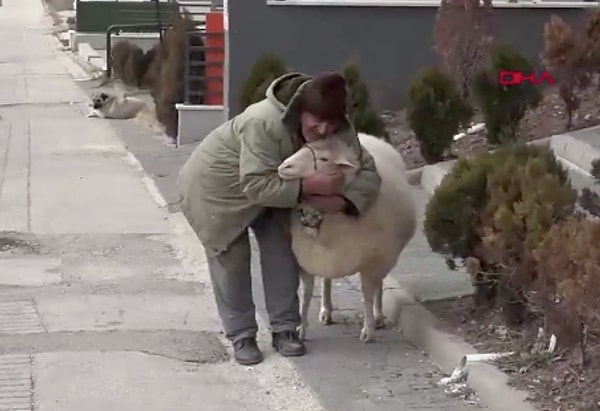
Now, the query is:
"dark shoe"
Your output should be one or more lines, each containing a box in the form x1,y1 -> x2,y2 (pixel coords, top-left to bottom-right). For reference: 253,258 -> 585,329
233,337 -> 263,365
272,330 -> 306,357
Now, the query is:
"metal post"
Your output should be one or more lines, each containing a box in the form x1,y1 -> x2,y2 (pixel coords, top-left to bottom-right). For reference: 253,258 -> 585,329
105,23 -> 169,79
153,0 -> 163,43
222,0 -> 229,120
184,31 -> 191,104
106,28 -> 113,78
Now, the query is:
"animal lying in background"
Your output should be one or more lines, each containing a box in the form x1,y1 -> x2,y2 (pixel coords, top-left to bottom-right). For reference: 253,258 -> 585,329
87,91 -> 146,119
277,132 -> 417,342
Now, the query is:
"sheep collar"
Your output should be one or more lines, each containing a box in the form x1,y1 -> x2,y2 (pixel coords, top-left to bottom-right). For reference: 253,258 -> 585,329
303,144 -> 318,171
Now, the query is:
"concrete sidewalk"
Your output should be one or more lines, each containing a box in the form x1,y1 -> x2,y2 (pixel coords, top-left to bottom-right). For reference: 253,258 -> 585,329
0,0 -> 325,410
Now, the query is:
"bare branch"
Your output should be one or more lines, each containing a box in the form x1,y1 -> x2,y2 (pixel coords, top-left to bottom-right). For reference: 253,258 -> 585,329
433,0 -> 495,99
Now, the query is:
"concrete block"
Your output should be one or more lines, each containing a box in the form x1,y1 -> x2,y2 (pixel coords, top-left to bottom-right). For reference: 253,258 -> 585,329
0,258 -> 62,286
33,351 -> 320,411
0,300 -> 45,334
35,294 -> 220,332
73,32 -> 161,52
68,29 -> 76,50
27,116 -> 172,234
76,42 -> 106,72
175,104 -> 226,147
550,133 -> 599,175
420,159 -> 455,195
111,33 -> 161,52
0,355 -> 32,410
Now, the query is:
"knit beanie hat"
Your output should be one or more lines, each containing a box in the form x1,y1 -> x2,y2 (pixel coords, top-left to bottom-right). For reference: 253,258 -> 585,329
301,72 -> 347,122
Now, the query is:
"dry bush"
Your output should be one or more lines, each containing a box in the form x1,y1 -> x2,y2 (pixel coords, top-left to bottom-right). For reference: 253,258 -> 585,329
138,43 -> 161,90
542,15 -> 591,130
154,62 -> 180,137
433,0 -> 495,100
110,40 -> 137,81
478,150 -> 576,324
534,218 -> 600,366
585,9 -> 600,77
122,46 -> 147,87
144,43 -> 165,94
153,12 -> 205,139
111,40 -> 157,88
425,144 -> 576,324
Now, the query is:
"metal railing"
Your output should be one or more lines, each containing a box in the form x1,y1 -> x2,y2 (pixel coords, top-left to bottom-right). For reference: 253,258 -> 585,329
100,0 -> 226,107
183,28 -> 225,105
75,0 -> 179,33
178,0 -> 221,25
104,0 -> 223,79
83,0 -> 218,34
105,23 -> 168,79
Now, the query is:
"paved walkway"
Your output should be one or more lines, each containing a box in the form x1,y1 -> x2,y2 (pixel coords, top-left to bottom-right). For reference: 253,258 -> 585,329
0,0 -> 485,409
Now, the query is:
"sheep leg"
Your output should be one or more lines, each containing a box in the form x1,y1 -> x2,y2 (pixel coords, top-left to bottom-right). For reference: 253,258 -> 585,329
298,270 -> 314,341
374,279 -> 385,329
319,277 -> 333,325
359,273 -> 378,343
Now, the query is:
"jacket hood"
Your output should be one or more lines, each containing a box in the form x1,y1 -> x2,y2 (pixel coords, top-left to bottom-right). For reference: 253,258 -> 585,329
265,72 -> 312,134
265,72 -> 353,136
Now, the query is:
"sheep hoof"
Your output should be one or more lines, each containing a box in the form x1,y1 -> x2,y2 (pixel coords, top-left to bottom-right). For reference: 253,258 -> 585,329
318,309 -> 332,325
359,326 -> 375,343
375,316 -> 386,329
297,324 -> 307,341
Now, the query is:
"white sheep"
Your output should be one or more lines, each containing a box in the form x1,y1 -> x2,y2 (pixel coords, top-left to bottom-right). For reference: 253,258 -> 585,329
277,132 -> 417,342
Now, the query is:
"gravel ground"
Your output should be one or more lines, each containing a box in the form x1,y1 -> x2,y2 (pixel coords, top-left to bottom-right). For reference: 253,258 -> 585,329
385,85 -> 600,170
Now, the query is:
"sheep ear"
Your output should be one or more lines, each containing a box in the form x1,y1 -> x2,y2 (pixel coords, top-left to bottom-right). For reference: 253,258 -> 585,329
335,158 -> 358,169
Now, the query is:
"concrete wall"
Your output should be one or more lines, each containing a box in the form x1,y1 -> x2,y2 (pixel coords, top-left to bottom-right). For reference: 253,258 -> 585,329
75,0 -> 179,33
227,0 -> 594,116
71,32 -> 161,52
175,104 -> 227,147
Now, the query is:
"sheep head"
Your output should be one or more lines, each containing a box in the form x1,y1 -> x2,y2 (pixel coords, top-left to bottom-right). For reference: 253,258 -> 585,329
278,137 -> 360,181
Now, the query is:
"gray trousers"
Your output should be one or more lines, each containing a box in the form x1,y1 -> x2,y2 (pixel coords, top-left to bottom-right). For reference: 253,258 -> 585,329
206,209 -> 301,343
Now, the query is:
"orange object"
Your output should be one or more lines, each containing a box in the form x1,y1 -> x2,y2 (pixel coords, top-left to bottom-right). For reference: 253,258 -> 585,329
205,12 -> 224,105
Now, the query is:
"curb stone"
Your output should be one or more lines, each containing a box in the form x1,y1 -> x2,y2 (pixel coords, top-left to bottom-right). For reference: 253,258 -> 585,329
416,136 -> 553,195
420,161 -> 455,195
382,277 -> 537,411
386,131 -> 598,411
549,130 -> 600,176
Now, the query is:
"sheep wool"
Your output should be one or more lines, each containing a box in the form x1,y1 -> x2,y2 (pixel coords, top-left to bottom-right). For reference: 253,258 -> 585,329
278,132 -> 417,342
290,133 -> 416,280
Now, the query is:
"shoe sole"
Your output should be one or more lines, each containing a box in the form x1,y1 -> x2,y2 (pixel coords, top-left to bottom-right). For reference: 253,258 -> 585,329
277,350 -> 306,357
272,345 -> 306,357
235,356 -> 263,366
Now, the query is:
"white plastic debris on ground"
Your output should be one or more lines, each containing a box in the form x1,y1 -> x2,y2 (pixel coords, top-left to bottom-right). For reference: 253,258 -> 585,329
453,122 -> 486,141
437,327 -> 558,404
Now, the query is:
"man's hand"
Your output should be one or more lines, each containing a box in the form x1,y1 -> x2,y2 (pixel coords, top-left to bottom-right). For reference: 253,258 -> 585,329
303,194 -> 347,214
300,169 -> 345,196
